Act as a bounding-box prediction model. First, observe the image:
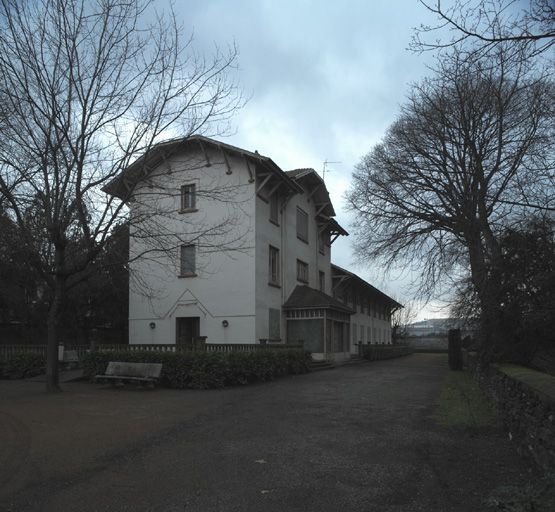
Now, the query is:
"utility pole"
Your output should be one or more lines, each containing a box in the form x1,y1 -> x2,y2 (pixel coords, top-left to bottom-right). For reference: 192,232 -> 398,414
322,159 -> 341,182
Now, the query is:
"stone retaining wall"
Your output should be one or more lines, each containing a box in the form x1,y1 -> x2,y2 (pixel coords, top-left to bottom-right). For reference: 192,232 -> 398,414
469,355 -> 555,473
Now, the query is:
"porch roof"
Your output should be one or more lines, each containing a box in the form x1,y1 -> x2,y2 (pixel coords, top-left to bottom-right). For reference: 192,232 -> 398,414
283,285 -> 354,314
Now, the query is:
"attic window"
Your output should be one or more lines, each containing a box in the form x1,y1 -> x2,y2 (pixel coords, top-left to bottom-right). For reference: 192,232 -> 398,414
269,193 -> 279,225
180,184 -> 197,212
296,207 -> 308,243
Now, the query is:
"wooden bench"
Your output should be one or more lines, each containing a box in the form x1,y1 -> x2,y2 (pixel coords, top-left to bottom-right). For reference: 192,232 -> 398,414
95,362 -> 163,389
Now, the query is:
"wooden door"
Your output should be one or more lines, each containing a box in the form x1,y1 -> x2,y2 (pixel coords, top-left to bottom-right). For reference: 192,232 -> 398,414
176,317 -> 200,346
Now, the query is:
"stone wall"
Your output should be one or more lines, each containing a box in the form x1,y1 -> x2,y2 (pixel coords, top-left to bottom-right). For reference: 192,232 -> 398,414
469,355 -> 555,473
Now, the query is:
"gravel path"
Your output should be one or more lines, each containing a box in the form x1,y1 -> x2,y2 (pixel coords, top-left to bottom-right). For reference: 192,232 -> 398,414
0,354 -> 527,511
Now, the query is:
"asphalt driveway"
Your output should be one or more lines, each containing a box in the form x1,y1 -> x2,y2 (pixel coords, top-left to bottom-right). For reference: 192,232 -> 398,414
0,354 -> 527,511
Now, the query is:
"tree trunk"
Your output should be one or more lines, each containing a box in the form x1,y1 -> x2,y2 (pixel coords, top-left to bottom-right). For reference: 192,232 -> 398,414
45,248 -> 66,393
465,233 -> 497,364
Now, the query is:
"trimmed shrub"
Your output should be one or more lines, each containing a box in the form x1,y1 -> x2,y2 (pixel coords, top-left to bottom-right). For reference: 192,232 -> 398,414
0,352 -> 46,379
82,348 -> 311,389
362,344 -> 414,361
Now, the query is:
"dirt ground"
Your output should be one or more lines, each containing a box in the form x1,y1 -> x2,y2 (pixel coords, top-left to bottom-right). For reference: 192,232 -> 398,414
0,354 -> 531,511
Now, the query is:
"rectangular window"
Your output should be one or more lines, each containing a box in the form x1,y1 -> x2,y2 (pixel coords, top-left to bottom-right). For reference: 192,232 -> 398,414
269,308 -> 280,340
318,231 -> 325,255
360,325 -> 364,343
269,246 -> 280,285
180,184 -> 196,211
352,323 -> 357,343
180,244 -> 196,276
319,271 -> 325,292
367,326 -> 371,343
296,259 -> 309,283
269,193 -> 279,225
296,207 -> 308,243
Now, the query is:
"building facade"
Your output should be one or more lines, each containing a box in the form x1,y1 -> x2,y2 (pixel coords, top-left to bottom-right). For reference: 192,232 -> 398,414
106,136 -> 399,360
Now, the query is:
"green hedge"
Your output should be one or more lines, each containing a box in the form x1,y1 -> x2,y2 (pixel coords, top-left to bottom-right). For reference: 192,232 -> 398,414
362,344 -> 414,361
0,352 -> 46,379
83,349 -> 311,389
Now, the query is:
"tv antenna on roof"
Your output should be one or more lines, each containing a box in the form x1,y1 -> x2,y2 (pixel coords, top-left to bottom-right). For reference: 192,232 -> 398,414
322,159 -> 341,182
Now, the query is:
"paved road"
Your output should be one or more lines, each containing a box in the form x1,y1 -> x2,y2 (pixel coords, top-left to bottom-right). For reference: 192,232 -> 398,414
0,354 -> 526,511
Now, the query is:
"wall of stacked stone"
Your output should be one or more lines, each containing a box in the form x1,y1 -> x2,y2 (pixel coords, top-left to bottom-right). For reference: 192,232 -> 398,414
468,354 -> 555,473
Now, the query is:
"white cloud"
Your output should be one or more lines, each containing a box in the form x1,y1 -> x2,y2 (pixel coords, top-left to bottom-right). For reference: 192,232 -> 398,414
171,0 -> 454,319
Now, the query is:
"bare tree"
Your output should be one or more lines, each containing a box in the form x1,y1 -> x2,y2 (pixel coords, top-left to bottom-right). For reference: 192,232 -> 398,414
347,47 -> 554,362
0,0 -> 243,391
391,301 -> 417,343
414,0 -> 555,56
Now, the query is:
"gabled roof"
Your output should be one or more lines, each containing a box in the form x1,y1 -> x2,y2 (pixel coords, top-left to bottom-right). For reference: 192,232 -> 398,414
283,285 -> 354,314
285,168 -> 336,217
104,135 -> 302,199
331,264 -> 402,309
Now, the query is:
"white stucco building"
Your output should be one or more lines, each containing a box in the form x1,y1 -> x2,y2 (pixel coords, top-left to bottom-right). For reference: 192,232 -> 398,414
106,136 -> 400,360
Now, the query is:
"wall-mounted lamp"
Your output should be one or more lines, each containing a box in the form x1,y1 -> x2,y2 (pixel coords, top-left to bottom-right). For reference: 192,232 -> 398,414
149,322 -> 156,329
222,320 -> 229,328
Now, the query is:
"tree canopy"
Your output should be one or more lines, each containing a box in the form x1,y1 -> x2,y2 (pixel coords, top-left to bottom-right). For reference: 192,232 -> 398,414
0,0 -> 243,390
347,47 -> 554,361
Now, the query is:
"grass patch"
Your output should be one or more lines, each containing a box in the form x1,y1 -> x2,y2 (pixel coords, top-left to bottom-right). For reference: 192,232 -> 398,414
496,364 -> 555,401
484,473 -> 555,511
434,370 -> 497,428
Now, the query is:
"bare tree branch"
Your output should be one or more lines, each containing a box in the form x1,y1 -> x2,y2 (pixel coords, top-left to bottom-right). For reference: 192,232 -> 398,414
0,0 -> 244,391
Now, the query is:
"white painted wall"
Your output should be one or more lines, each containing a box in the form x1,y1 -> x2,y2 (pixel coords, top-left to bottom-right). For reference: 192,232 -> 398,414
350,309 -> 393,354
128,146 -> 257,344
254,176 -> 332,342
126,140 -> 393,352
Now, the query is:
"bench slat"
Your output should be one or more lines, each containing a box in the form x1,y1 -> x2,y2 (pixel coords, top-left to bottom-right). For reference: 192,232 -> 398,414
104,362 -> 162,379
95,361 -> 163,388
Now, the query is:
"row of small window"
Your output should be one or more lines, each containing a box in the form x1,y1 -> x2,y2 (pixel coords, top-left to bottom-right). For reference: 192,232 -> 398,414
337,292 -> 390,320
352,324 -> 390,344
269,245 -> 326,291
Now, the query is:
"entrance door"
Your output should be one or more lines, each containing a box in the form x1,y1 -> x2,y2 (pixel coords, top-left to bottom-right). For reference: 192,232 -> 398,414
176,317 -> 200,347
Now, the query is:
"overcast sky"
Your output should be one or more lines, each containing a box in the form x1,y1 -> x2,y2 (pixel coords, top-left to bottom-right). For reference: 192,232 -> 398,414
172,0 -> 449,320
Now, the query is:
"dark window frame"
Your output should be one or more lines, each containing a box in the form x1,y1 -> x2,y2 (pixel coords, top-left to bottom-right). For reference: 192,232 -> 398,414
269,245 -> 280,286
180,184 -> 197,212
296,207 -> 308,243
269,193 -> 279,225
296,259 -> 309,284
180,244 -> 196,277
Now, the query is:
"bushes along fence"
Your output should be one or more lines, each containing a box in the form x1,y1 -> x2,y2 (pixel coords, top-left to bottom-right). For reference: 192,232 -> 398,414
362,344 -> 414,361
